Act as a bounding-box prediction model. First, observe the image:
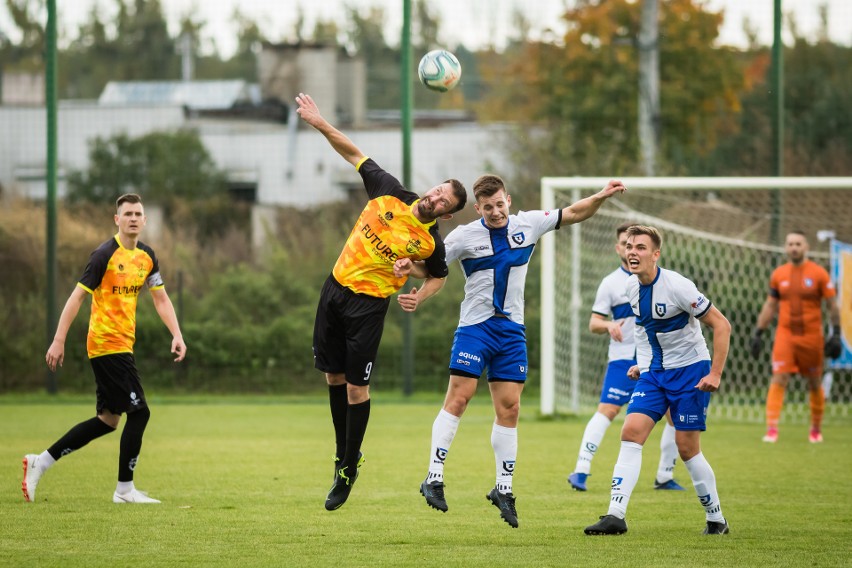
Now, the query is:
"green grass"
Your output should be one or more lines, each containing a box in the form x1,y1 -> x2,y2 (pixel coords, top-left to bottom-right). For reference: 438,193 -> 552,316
1,396 -> 850,567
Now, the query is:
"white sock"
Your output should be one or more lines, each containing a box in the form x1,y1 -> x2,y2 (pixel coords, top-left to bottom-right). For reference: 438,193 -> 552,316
115,481 -> 135,495
574,412 -> 612,474
426,409 -> 460,483
607,441 -> 643,519
656,422 -> 678,483
38,450 -> 56,471
491,423 -> 517,494
684,452 -> 724,522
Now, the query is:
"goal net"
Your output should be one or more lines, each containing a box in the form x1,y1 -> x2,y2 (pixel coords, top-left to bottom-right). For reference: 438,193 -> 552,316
540,177 -> 852,424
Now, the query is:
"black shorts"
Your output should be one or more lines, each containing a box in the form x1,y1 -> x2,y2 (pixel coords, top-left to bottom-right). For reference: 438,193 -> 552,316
90,353 -> 148,415
313,275 -> 390,385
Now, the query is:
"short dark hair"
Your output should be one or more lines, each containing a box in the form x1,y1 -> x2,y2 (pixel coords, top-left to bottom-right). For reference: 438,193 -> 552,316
616,222 -> 636,238
116,193 -> 143,213
626,224 -> 663,250
444,178 -> 467,213
472,174 -> 506,202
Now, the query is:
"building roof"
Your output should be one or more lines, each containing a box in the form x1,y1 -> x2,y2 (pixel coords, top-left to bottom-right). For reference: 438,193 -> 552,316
98,80 -> 259,110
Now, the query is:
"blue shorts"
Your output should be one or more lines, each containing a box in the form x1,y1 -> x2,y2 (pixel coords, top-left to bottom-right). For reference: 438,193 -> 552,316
599,359 -> 637,406
626,360 -> 712,431
448,317 -> 527,382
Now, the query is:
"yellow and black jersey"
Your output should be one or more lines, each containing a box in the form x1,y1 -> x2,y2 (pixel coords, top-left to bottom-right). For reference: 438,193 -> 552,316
332,158 -> 449,298
77,235 -> 164,358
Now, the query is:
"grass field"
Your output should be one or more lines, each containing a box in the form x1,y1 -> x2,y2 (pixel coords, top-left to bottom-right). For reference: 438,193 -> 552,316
1,395 -> 850,567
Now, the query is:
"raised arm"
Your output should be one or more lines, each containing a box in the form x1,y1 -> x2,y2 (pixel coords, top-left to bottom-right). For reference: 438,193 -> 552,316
561,180 -> 626,225
295,93 -> 365,167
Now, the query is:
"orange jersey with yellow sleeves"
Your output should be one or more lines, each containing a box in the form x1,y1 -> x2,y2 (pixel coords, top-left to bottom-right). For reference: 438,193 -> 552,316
77,235 -> 165,358
332,158 -> 449,298
769,259 -> 835,337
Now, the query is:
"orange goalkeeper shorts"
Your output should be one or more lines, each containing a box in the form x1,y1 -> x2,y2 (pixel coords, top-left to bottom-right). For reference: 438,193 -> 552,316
771,328 -> 824,377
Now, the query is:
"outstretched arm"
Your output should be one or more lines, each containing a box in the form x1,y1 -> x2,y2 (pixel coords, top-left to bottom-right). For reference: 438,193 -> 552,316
561,180 -> 626,225
46,286 -> 88,371
150,288 -> 187,362
295,93 -> 365,167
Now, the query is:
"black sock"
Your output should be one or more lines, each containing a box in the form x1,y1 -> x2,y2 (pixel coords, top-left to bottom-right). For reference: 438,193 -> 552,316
118,407 -> 150,482
47,416 -> 116,460
343,399 -> 370,475
328,384 -> 349,461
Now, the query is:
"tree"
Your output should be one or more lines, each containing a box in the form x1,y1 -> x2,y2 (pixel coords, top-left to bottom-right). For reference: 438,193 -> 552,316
345,5 -> 400,109
475,0 -> 743,176
0,0 -> 46,72
58,0 -> 178,98
703,38 -> 852,176
67,129 -> 226,204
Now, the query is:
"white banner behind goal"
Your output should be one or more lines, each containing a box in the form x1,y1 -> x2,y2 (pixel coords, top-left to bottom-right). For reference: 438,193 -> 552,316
540,177 -> 852,424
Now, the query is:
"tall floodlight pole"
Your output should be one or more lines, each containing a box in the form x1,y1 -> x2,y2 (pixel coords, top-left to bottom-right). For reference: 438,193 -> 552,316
45,0 -> 58,394
637,0 -> 659,176
770,0 -> 784,244
401,0 -> 415,395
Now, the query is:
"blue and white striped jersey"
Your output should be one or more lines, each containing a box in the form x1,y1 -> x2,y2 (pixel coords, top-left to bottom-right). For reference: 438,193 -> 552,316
626,267 -> 712,372
445,209 -> 562,327
592,266 -> 637,362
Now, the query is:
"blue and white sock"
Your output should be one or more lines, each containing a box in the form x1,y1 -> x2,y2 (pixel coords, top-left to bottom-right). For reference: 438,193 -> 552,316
607,441 -> 643,519
426,409 -> 460,483
656,422 -> 678,483
574,412 -> 612,475
684,452 -> 725,522
492,423 -> 517,494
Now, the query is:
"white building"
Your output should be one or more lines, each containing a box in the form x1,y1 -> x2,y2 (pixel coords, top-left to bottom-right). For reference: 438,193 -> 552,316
0,41 -> 510,208
0,100 -> 510,206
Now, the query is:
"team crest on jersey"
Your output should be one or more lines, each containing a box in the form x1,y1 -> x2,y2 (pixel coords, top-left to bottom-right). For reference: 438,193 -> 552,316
511,232 -> 526,245
655,303 -> 667,317
406,238 -> 422,254
804,278 -> 813,287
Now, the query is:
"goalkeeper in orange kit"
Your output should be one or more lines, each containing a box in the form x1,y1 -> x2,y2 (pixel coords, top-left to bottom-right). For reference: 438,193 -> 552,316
750,231 -> 841,443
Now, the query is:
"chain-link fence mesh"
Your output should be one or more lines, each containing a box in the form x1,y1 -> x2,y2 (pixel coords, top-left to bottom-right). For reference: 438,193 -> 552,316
548,184 -> 852,424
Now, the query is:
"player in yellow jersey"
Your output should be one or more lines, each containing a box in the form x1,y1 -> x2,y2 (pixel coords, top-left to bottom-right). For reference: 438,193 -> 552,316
295,93 -> 467,511
23,194 -> 185,504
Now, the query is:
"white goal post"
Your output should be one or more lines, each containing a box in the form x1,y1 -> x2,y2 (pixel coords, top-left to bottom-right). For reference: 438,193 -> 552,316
540,176 -> 852,422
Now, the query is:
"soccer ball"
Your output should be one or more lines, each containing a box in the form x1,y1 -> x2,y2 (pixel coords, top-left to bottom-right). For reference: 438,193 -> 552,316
418,50 -> 462,92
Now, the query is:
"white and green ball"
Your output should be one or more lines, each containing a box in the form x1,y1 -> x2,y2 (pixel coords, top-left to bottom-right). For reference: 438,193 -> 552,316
418,49 -> 462,93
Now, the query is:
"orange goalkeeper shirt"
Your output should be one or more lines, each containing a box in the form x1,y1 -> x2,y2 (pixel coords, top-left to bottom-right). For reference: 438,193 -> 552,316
331,157 -> 449,298
769,259 -> 835,337
77,235 -> 165,358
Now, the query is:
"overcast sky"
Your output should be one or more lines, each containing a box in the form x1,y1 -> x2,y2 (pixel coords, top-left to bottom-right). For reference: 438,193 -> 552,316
1,0 -> 849,56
